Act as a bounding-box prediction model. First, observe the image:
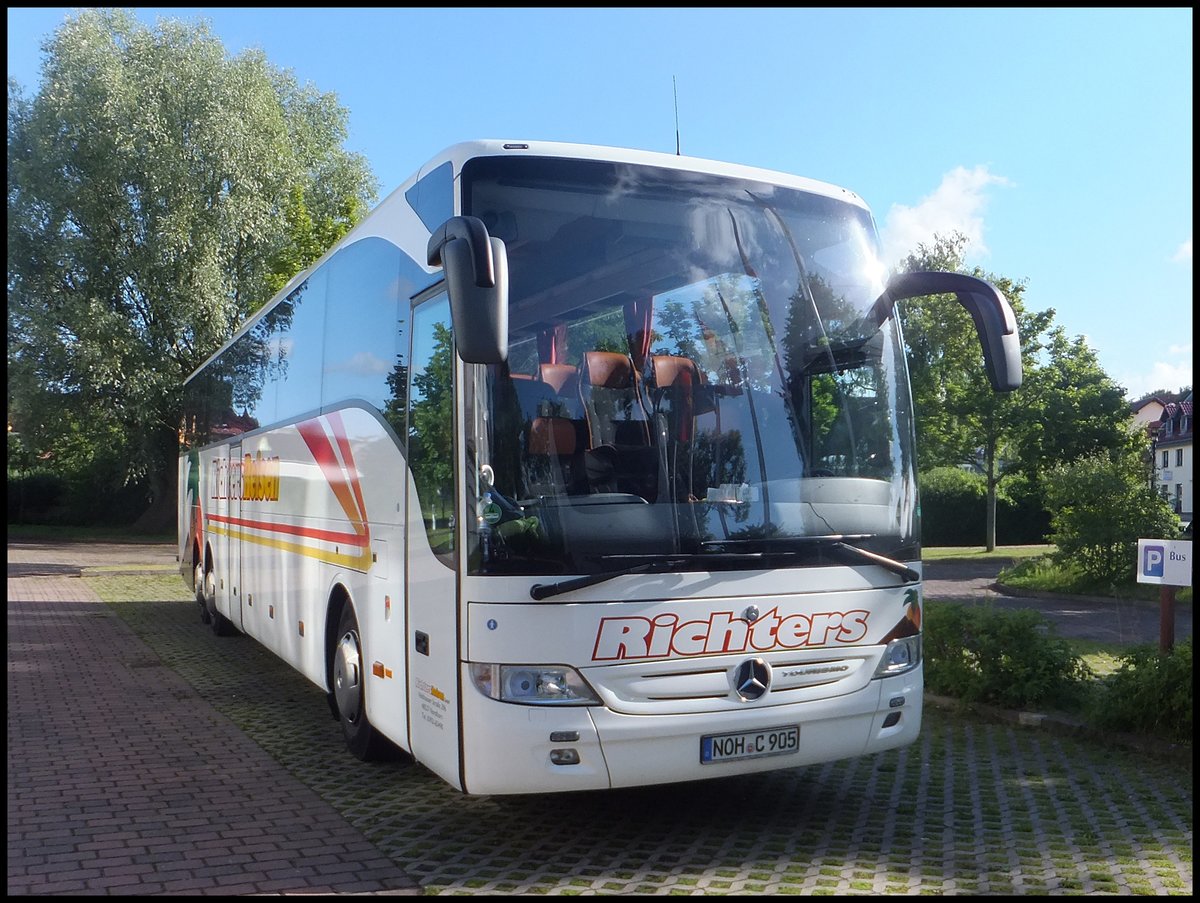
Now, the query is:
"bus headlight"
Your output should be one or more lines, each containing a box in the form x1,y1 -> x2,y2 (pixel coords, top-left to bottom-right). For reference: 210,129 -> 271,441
469,663 -> 600,705
872,634 -> 922,679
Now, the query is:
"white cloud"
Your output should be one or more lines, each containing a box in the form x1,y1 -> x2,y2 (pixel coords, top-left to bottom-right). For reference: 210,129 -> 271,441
1119,358 -> 1194,400
267,337 -> 295,357
1172,237 -> 1192,264
880,165 -> 1011,267
325,351 -> 390,375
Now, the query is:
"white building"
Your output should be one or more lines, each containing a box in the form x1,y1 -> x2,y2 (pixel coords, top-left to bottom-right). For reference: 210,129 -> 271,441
1151,391 -> 1193,525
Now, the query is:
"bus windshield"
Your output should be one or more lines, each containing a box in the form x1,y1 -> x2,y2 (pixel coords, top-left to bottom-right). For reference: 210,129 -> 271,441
461,156 -> 918,578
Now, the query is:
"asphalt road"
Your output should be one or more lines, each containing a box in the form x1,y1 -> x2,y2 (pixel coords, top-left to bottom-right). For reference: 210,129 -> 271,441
921,556 -> 1191,647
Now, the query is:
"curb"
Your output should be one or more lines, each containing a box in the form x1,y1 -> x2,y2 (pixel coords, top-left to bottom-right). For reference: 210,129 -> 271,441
924,693 -> 1193,767
993,582 -> 1192,609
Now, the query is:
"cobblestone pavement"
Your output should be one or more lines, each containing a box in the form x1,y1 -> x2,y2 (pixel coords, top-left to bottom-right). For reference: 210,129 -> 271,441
7,562 -> 419,895
7,540 -> 1194,895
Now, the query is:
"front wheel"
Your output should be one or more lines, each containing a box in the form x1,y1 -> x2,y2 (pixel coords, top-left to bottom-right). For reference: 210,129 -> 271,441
333,602 -> 390,761
194,559 -> 212,625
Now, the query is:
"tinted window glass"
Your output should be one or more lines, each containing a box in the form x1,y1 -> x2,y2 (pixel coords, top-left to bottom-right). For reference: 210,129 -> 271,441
405,161 -> 454,233
322,238 -> 403,414
274,270 -> 328,422
460,155 -> 918,577
409,296 -> 456,560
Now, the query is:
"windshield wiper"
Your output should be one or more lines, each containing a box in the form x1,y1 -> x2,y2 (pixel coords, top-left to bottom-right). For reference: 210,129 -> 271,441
529,537 -> 917,600
703,534 -> 920,584
530,557 -> 689,600
528,551 -> 795,600
826,540 -> 920,583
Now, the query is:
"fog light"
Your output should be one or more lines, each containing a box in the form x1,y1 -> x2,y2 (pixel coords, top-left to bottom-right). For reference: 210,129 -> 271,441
549,748 -> 580,765
882,711 -> 901,728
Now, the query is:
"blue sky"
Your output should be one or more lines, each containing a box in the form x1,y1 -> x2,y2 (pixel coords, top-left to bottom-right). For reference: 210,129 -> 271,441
8,7 -> 1193,400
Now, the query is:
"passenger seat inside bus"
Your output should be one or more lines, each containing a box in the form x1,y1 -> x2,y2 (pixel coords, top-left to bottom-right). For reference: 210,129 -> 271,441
511,365 -> 586,498
578,350 -> 658,499
647,354 -> 707,501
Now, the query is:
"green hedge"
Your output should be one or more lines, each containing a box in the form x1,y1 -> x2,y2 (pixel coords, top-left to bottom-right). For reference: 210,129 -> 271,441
919,467 -> 1049,546
7,469 -> 151,526
924,601 -> 1193,743
923,601 -> 1091,708
1088,639 -> 1192,743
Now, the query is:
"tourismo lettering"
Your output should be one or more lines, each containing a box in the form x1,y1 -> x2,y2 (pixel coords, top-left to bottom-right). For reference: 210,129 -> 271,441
591,607 -> 870,662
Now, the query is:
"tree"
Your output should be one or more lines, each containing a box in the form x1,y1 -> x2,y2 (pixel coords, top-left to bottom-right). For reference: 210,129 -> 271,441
896,233 -> 1051,550
7,9 -> 377,529
896,232 -> 1130,550
1010,325 -> 1132,481
1043,436 -> 1181,585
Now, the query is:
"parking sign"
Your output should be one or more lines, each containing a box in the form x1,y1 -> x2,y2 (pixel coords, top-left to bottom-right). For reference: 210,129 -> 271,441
1137,539 -> 1192,586
1143,544 -> 1165,578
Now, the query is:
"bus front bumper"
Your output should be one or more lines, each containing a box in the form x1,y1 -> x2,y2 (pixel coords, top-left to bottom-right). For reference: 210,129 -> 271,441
458,666 -> 922,795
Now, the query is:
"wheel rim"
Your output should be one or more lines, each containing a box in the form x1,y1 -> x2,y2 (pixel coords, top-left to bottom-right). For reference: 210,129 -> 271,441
334,628 -> 364,724
195,563 -> 211,622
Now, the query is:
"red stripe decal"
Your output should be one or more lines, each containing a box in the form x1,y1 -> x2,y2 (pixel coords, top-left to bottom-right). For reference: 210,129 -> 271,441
327,410 -> 370,537
207,513 -> 370,547
296,418 -> 369,539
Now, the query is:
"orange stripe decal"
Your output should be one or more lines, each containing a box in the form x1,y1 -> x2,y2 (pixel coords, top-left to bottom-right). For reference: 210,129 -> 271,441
296,418 -> 369,541
327,410 -> 370,539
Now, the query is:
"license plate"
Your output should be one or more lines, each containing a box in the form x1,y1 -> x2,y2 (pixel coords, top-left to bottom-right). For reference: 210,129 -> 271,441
700,725 -> 800,764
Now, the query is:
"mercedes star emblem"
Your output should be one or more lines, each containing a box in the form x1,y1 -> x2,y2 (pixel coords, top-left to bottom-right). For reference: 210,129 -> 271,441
734,657 -> 771,701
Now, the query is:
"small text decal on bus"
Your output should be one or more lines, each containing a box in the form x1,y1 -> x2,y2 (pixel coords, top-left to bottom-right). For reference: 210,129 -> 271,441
591,607 -> 870,661
210,452 -> 281,502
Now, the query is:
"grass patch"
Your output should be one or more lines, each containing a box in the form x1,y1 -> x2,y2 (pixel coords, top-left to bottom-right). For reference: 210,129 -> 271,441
922,545 -> 1054,562
999,555 -> 1192,604
85,572 -> 192,604
1066,639 -> 1125,679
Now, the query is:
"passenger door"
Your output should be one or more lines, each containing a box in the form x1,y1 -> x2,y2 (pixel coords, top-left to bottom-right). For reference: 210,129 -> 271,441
404,294 -> 464,788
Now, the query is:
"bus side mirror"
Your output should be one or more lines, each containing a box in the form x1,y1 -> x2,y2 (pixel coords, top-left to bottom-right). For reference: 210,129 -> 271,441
872,271 -> 1023,391
427,215 -> 509,364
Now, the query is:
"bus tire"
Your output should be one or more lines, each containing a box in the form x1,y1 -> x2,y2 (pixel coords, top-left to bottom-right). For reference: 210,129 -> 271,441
333,601 -> 388,761
205,564 -> 237,637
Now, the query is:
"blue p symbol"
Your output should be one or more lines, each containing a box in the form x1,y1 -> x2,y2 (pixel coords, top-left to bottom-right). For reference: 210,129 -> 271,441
1143,545 -> 1165,577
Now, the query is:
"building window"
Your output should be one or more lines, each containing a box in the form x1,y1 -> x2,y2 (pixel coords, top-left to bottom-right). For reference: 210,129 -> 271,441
1175,484 -> 1183,513
1162,450 -> 1169,468
1176,448 -> 1184,467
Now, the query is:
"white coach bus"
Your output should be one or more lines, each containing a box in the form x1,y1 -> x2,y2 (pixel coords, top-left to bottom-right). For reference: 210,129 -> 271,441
179,140 -> 1021,795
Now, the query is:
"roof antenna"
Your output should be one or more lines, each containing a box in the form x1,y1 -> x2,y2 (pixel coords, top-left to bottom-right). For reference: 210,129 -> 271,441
673,76 -> 681,155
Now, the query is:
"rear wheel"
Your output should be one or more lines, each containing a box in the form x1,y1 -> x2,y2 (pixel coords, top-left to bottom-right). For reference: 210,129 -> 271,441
205,565 -> 237,637
333,602 -> 389,761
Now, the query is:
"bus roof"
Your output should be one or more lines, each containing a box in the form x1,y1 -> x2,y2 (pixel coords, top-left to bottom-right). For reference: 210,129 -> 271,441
413,139 -> 868,211
185,140 -> 871,384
